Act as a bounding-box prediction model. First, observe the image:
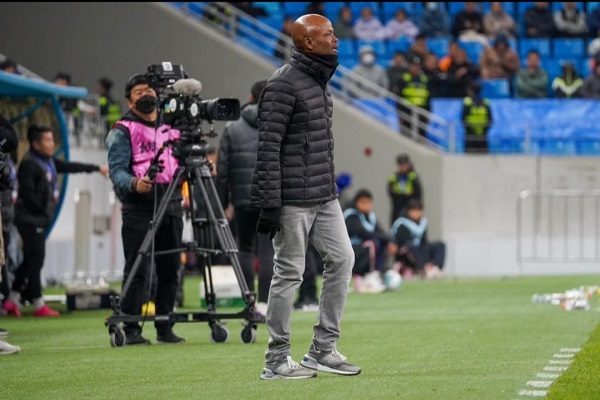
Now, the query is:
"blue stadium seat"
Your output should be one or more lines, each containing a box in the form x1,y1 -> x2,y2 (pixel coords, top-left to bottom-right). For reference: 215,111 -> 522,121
517,2 -> 536,16
534,138 -> 578,156
520,38 -> 552,59
427,37 -> 451,58
339,55 -> 358,70
459,41 -> 485,63
349,2 -> 382,20
324,2 -> 347,23
352,98 -> 400,132
253,2 -> 283,18
281,2 -> 311,19
482,79 -> 511,99
447,2 -> 466,17
256,16 -> 284,35
387,36 -> 412,55
553,38 -> 585,59
576,139 -> 600,155
381,1 -> 423,21
589,2 -> 600,12
357,39 -> 388,59
337,39 -> 356,57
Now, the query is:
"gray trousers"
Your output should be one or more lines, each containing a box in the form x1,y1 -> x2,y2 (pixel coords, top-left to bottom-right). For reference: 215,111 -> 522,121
265,199 -> 354,367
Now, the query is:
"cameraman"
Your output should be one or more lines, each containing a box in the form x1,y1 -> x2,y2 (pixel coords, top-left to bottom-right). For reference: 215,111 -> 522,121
106,73 -> 184,345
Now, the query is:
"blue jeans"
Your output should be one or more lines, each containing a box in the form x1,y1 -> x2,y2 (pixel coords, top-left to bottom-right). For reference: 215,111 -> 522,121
265,200 -> 354,367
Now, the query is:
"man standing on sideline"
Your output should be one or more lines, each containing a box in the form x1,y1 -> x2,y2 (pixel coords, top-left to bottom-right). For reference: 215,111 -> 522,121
216,79 -> 272,316
252,14 -> 360,380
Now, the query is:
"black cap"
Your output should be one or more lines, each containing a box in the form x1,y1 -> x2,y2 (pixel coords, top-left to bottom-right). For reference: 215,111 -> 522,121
396,154 -> 410,164
125,73 -> 148,99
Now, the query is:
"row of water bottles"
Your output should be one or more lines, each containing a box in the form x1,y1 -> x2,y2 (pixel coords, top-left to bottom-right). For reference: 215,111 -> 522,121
532,285 -> 600,311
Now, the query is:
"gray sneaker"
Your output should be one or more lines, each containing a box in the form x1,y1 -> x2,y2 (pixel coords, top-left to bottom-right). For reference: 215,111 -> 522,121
0,339 -> 21,355
260,356 -> 317,380
301,349 -> 361,376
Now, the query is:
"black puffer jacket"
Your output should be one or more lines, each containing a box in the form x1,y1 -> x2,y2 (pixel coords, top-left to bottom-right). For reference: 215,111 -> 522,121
251,48 -> 338,209
216,103 -> 260,210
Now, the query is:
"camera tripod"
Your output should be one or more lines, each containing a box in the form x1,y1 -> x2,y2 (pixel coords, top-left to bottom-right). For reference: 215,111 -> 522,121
105,141 -> 261,346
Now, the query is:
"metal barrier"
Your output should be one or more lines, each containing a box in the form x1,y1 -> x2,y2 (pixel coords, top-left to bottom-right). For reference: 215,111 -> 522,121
517,189 -> 600,274
169,2 -> 453,152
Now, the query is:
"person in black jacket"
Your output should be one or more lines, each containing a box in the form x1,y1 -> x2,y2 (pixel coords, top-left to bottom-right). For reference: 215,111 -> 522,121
251,14 -> 360,379
2,125 -> 108,318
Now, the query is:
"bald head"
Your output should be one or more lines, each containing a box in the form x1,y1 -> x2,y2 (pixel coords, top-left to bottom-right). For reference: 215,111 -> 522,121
292,14 -> 338,55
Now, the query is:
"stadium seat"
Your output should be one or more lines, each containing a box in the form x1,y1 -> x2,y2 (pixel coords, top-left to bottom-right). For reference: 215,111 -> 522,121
534,138 -> 578,156
553,38 -> 585,59
349,2 -> 382,20
255,16 -> 284,36
337,39 -> 356,57
253,2 -> 283,18
281,2 -> 311,19
589,2 -> 600,12
447,2 -> 465,17
352,98 -> 400,132
339,55 -> 358,70
459,41 -> 485,63
520,38 -> 552,59
381,2 -> 422,21
323,2 -> 347,23
517,2 -> 536,16
387,36 -> 412,55
427,37 -> 451,58
576,139 -> 600,155
482,79 -> 511,99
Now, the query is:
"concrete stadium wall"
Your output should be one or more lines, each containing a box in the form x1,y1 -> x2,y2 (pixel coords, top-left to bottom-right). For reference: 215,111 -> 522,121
1,2 -> 599,278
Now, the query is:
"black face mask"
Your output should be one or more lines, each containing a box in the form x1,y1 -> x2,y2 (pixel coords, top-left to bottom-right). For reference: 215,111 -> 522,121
135,95 -> 158,114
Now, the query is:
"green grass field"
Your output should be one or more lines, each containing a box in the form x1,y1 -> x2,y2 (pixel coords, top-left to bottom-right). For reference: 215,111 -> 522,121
2,274 -> 599,400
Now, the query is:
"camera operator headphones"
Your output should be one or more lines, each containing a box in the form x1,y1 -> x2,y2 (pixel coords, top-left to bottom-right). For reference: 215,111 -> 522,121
125,74 -> 150,99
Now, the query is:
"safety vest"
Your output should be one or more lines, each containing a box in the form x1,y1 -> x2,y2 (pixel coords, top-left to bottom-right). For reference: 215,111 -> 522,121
388,171 -> 418,195
401,73 -> 429,107
463,97 -> 490,136
99,95 -> 122,129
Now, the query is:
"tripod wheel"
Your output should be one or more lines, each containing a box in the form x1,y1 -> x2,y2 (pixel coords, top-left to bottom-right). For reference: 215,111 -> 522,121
109,326 -> 126,348
210,324 -> 230,343
240,324 -> 257,344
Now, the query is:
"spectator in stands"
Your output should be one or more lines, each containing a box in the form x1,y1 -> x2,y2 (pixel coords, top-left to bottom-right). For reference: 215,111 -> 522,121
349,45 -> 389,98
516,50 -> 549,98
387,154 -> 422,227
98,77 -> 122,135
407,33 -> 431,61
385,9 -> 419,41
439,41 -> 460,73
396,55 -> 431,139
353,6 -> 386,40
390,198 -> 445,280
479,34 -> 520,80
333,6 -> 355,39
483,2 -> 518,39
588,29 -> 600,59
274,16 -> 294,62
344,189 -> 390,294
588,4 -> 600,39
0,59 -> 18,74
452,2 -> 489,46
420,2 -> 451,38
422,53 -> 446,97
580,54 -> 600,98
387,51 -> 408,95
552,61 -> 583,98
462,81 -> 493,154
524,2 -> 556,38
554,2 -> 587,38
446,47 -> 480,98
3,125 -> 108,318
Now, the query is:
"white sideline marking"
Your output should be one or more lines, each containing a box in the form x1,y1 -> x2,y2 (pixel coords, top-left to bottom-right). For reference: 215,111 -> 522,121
559,348 -> 580,352
527,381 -> 552,388
536,373 -> 559,379
518,390 -> 547,397
553,353 -> 575,358
544,366 -> 568,372
549,359 -> 572,365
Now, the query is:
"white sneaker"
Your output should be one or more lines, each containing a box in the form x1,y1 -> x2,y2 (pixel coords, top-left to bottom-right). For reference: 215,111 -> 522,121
256,302 -> 268,316
0,339 -> 21,355
357,272 -> 386,294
